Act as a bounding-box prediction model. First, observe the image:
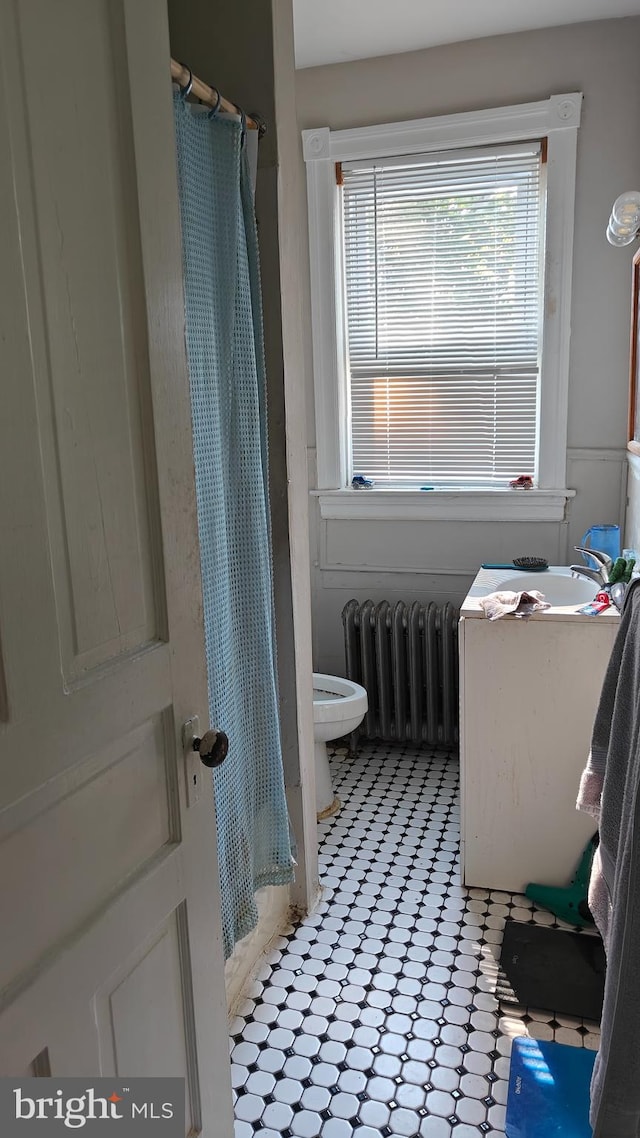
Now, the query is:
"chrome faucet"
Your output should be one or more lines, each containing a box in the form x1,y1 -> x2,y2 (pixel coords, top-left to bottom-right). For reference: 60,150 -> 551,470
574,546 -> 614,574
569,546 -> 612,587
569,564 -> 608,587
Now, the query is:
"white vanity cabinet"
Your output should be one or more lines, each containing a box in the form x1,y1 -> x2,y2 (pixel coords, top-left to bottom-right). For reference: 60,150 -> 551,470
459,567 -> 619,893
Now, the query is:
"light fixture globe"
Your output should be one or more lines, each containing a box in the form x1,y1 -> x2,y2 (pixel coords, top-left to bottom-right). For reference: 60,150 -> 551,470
607,191 -> 640,246
607,220 -> 637,246
612,190 -> 640,227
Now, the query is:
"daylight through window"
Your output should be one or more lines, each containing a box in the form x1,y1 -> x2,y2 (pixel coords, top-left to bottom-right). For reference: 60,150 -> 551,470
341,142 -> 544,487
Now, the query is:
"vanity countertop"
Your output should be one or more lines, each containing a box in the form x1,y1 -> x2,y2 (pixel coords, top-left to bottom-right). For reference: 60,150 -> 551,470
461,565 -> 621,623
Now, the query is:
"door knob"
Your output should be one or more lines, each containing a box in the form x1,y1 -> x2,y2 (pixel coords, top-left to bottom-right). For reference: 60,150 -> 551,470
193,729 -> 229,769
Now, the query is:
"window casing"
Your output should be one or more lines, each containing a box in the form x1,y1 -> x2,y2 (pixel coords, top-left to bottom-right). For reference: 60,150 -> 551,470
302,95 -> 582,522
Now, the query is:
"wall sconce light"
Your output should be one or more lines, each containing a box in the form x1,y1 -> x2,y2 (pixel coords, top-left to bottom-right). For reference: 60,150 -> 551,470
607,191 -> 640,246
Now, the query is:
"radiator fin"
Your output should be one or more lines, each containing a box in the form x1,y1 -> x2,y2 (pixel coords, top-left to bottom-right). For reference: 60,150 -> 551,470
342,599 -> 459,747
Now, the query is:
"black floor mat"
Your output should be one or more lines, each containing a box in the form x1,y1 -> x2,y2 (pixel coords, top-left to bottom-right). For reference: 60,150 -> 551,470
497,919 -> 605,1022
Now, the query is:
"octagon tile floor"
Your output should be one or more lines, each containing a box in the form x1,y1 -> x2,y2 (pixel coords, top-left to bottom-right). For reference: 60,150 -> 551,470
231,744 -> 600,1138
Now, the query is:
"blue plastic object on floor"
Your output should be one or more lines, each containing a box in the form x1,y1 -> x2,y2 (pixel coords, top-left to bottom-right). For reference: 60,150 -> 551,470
506,1037 -> 595,1138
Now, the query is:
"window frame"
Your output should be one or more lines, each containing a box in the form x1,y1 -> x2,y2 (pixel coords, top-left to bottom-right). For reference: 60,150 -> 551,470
302,94 -> 582,522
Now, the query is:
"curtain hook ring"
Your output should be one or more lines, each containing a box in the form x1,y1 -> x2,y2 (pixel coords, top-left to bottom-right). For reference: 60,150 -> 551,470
249,112 -> 267,141
178,64 -> 193,99
207,87 -> 222,119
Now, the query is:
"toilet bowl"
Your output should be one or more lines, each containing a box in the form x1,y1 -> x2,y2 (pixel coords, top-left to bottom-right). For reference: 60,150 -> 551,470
313,673 -> 368,820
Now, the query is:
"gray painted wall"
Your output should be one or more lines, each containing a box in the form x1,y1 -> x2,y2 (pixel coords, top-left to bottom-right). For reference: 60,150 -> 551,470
295,17 -> 640,675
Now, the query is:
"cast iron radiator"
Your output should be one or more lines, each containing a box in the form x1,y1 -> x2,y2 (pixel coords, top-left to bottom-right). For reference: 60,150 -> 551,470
342,599 -> 460,748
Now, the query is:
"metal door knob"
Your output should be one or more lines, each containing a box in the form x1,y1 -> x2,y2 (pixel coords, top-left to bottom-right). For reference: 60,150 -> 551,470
193,729 -> 229,768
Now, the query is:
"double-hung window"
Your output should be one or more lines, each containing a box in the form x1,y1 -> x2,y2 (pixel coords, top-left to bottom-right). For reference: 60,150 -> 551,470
303,94 -> 582,521
342,144 -> 542,488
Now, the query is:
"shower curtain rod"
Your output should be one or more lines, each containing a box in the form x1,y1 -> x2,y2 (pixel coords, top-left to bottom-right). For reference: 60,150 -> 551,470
170,58 -> 260,132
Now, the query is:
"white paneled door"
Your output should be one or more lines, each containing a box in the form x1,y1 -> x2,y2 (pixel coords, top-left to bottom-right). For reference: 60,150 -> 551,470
0,0 -> 234,1133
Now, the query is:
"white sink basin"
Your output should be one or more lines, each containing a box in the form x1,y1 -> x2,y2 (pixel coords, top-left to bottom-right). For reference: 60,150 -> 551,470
499,572 -> 598,606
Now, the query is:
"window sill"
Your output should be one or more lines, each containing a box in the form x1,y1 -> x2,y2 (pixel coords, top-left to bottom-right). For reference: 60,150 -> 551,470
314,488 -> 575,523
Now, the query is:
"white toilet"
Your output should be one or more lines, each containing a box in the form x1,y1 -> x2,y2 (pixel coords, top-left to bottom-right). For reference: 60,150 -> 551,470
312,673 -> 368,819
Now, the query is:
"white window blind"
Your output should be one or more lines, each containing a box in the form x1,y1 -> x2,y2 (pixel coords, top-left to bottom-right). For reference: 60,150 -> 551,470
341,143 -> 544,487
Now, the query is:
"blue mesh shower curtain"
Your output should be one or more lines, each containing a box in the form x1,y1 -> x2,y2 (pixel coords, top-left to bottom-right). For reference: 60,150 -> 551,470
173,93 -> 294,958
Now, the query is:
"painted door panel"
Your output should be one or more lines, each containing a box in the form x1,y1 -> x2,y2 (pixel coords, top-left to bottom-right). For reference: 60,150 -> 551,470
0,1 -> 233,1133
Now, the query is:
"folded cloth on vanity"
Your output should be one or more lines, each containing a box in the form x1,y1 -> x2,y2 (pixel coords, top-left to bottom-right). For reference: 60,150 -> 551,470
479,589 -> 552,621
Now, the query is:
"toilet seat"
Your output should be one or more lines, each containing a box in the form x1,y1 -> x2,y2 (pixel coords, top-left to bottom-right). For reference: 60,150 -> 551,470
312,673 -> 367,726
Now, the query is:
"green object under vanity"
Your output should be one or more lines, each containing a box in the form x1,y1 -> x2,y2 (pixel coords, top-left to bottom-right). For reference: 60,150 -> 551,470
525,835 -> 598,928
